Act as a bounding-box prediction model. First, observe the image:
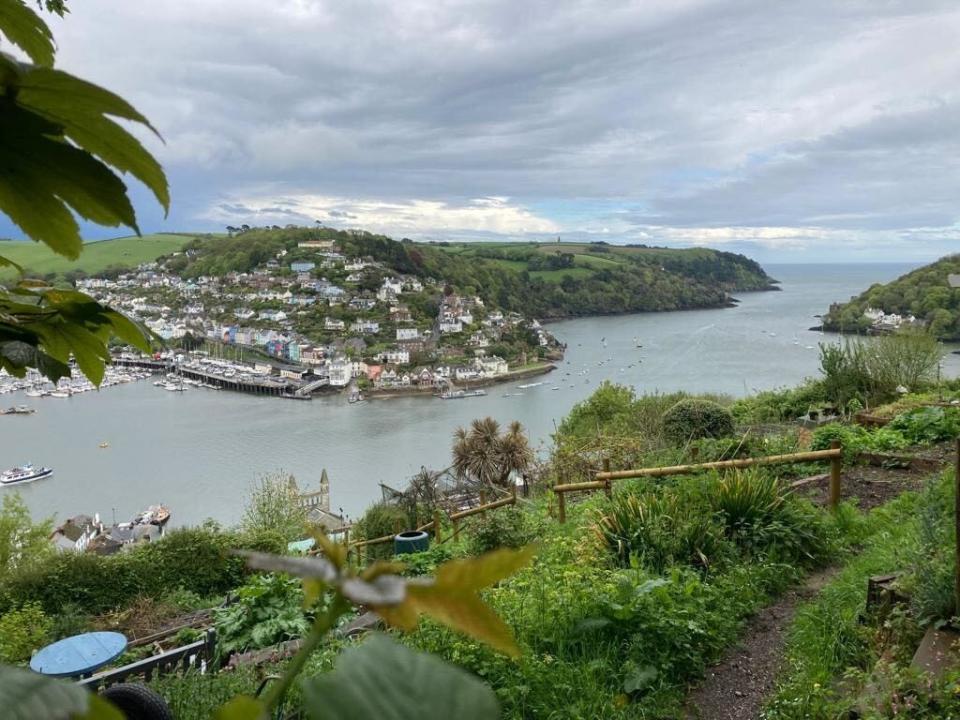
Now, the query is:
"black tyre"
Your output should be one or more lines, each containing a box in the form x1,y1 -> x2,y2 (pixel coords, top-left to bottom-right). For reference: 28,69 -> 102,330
101,683 -> 174,720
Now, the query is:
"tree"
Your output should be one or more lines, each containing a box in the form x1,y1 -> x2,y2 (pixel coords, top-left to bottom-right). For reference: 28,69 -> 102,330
240,472 -> 309,543
0,0 -> 166,384
0,493 -> 53,582
452,418 -> 533,489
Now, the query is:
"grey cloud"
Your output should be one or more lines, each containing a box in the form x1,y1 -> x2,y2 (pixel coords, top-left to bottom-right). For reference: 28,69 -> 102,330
33,0 -> 960,259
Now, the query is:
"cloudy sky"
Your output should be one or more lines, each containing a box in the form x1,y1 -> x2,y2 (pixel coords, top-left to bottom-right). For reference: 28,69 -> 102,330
15,0 -> 960,261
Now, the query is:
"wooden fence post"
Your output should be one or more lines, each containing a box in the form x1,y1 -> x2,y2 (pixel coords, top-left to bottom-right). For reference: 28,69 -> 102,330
557,490 -> 566,524
829,440 -> 842,510
954,438 -> 960,616
433,510 -> 442,542
603,458 -> 613,498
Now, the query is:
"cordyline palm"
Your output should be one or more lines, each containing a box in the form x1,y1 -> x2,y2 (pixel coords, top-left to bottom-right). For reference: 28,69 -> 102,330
452,417 -> 533,488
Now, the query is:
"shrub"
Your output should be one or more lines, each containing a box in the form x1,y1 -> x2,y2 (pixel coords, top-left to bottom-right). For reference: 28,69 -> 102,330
214,574 -> 310,657
49,602 -> 91,641
714,470 -> 784,528
889,406 -> 960,445
713,470 -> 831,564
240,472 -> 309,543
593,490 -> 727,572
352,501 -> 412,560
0,526 -> 250,615
353,502 -> 411,541
468,506 -> 542,555
663,399 -> 735,444
0,601 -> 52,663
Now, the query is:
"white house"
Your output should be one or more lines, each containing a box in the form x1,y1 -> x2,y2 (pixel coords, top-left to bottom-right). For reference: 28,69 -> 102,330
476,355 -> 508,377
439,320 -> 463,334
350,320 -> 380,335
397,328 -> 420,341
384,349 -> 410,365
328,360 -> 352,387
324,318 -> 345,331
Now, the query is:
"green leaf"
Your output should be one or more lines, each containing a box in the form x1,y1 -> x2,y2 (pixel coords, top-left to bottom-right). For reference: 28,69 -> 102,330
405,585 -> 520,657
623,665 -> 658,695
214,695 -> 266,720
0,662 -> 122,720
373,547 -> 535,657
302,634 -> 499,720
0,254 -> 23,273
0,104 -> 139,258
433,546 -> 536,592
17,66 -> 170,212
0,0 -> 55,66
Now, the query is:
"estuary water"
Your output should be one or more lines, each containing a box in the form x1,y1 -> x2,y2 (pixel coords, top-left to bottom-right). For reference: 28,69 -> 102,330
3,263 -> 958,527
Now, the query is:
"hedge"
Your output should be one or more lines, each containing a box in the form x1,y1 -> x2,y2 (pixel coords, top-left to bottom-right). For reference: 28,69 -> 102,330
0,527 -> 256,615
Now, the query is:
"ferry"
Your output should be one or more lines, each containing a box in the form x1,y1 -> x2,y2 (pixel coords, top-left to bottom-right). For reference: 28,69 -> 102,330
439,389 -> 487,400
1,463 -> 53,485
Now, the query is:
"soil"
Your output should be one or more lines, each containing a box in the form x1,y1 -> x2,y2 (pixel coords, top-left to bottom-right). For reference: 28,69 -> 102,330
683,567 -> 839,720
796,462 -> 928,511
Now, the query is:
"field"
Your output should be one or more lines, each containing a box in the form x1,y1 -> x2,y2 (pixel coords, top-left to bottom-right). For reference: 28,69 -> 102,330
0,233 -> 197,279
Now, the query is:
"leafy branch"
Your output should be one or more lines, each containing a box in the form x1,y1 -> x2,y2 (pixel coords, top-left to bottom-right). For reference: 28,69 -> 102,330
218,534 -> 536,719
0,0 -> 167,382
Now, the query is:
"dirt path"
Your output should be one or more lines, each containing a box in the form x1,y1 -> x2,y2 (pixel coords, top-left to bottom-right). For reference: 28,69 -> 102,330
683,456 -> 946,720
682,567 -> 839,720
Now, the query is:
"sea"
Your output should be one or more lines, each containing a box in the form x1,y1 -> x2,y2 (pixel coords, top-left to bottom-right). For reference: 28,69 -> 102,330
3,263 -> 958,527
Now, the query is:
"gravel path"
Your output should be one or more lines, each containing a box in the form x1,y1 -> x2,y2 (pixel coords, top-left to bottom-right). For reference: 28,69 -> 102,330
682,568 -> 839,720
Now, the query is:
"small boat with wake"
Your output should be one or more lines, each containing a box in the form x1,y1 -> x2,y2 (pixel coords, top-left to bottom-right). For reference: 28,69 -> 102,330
1,463 -> 53,485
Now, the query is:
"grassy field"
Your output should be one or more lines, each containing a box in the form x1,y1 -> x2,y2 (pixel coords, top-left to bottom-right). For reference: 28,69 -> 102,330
0,233 -> 197,278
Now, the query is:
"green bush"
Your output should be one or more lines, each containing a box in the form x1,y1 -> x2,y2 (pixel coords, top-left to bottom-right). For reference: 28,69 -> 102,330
889,406 -> 960,445
0,601 -> 52,663
0,526 -> 250,615
214,573 -> 310,658
468,506 -> 542,555
731,380 -> 828,424
810,422 -> 908,461
353,502 -> 412,541
593,489 -> 728,572
714,470 -> 832,564
662,398 -> 735,444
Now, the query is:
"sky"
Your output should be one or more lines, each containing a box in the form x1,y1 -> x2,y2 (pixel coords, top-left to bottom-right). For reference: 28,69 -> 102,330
8,0 -> 960,262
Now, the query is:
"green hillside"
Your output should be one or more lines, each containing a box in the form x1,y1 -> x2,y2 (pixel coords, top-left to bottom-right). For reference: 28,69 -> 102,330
0,233 -> 198,280
174,227 -> 777,319
822,254 -> 960,340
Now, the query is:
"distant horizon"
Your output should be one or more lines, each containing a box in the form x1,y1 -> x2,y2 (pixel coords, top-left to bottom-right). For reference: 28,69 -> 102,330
0,232 -> 942,267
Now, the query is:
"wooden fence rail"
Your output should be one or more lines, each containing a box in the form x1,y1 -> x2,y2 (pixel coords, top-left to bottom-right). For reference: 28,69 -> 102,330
347,490 -> 518,553
554,442 -> 843,522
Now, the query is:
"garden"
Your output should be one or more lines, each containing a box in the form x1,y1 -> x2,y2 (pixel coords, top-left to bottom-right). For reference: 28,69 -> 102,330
4,336 -> 960,719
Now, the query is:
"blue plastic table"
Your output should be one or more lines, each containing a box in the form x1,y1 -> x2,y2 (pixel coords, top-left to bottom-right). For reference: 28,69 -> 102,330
30,631 -> 128,678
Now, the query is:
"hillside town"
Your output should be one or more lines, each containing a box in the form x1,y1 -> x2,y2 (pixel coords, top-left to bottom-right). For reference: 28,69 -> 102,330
77,238 -> 563,397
